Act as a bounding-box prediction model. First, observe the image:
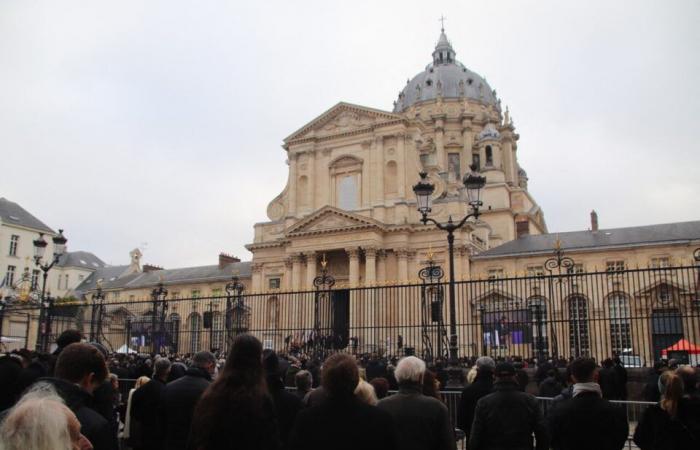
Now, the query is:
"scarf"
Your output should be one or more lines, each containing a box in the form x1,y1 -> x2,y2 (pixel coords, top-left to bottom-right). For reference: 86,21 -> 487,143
572,382 -> 602,398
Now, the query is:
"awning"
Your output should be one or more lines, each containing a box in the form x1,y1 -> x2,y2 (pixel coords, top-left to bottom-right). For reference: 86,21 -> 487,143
661,339 -> 700,355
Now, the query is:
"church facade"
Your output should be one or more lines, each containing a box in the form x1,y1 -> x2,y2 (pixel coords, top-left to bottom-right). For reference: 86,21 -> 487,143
247,29 -> 546,292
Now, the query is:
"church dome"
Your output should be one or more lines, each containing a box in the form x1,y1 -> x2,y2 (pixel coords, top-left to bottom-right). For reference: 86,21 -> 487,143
393,29 -> 498,113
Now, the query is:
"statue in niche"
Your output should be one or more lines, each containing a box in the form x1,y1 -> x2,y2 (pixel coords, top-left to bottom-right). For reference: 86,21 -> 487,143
458,79 -> 465,97
447,153 -> 461,183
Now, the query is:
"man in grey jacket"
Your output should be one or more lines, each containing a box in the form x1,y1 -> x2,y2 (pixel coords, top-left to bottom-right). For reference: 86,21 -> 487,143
377,356 -> 456,450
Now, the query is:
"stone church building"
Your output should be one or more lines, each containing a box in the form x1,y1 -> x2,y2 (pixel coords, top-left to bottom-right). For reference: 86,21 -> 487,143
247,28 -> 546,292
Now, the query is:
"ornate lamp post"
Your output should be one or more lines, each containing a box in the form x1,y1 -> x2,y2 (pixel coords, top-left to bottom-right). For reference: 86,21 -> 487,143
413,166 -> 485,387
89,280 -> 105,343
33,229 -> 68,352
543,238 -> 575,359
150,281 -> 168,354
225,273 -> 245,349
313,254 -> 335,357
418,250 -> 445,363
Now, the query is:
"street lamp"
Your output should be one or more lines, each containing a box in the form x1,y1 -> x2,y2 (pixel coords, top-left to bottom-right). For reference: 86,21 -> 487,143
33,229 -> 68,352
225,273 -> 245,350
90,280 -> 105,343
150,281 -> 168,354
413,166 -> 486,387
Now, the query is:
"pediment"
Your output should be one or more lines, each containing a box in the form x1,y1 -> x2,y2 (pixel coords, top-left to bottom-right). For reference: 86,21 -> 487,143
284,102 -> 403,143
286,206 -> 385,237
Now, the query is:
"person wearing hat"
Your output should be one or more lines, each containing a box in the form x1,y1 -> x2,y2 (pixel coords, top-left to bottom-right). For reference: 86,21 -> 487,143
468,362 -> 549,450
457,356 -> 495,439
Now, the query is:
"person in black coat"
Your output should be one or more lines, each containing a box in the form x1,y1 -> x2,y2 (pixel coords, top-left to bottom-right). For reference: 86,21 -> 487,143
159,351 -> 216,450
457,356 -> 494,436
38,342 -> 117,450
469,362 -> 549,450
633,370 -> 700,450
263,349 -> 302,448
289,353 -> 398,450
130,358 -> 171,450
188,334 -> 281,450
548,358 -> 628,450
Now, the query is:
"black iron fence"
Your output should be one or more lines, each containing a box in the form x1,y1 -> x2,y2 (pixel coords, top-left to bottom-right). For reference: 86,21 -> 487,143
3,265 -> 699,365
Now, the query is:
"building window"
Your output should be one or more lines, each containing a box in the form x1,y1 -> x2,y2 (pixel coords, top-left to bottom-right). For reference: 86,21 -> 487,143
472,153 -> 481,171
63,274 -> 69,289
609,293 -> 632,355
606,260 -> 626,274
338,175 -> 358,210
211,288 -> 222,298
488,268 -> 504,282
269,278 -> 281,290
9,235 -> 19,256
567,264 -> 586,275
568,295 -> 590,357
31,270 -> 40,291
650,257 -> 670,269
189,312 -> 202,353
212,312 -> 224,350
5,265 -> 16,287
331,156 -> 362,211
113,292 -> 120,301
516,221 -> 529,238
526,266 -> 544,278
485,146 -> 493,166
191,290 -> 201,299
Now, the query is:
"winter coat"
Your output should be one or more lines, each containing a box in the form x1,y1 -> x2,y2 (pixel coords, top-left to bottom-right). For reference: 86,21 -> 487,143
548,391 -> 628,450
377,383 -> 456,450
158,367 -> 211,450
456,373 -> 493,435
267,376 -> 302,448
468,380 -> 549,450
633,398 -> 700,450
538,376 -> 563,398
130,377 -> 167,450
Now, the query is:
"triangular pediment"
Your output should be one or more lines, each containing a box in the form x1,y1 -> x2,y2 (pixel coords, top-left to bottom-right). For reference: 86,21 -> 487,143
286,206 -> 385,237
284,102 -> 403,143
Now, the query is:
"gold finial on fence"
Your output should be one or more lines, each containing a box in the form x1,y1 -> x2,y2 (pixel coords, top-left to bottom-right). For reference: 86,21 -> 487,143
321,253 -> 328,270
426,245 -> 434,262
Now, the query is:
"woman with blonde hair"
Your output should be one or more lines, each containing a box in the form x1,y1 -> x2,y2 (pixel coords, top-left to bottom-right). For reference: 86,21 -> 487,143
122,376 -> 150,444
354,379 -> 378,405
0,385 -> 92,450
634,370 -> 699,449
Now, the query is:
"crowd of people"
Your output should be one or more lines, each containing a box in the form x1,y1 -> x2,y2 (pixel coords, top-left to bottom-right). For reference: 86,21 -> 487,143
0,329 -> 699,450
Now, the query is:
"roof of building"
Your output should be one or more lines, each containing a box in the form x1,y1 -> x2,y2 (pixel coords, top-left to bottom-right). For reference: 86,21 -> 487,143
74,261 -> 252,295
474,220 -> 700,259
0,198 -> 55,234
393,29 -> 498,113
56,251 -> 108,270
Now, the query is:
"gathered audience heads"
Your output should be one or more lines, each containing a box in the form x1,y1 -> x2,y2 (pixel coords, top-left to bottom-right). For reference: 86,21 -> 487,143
55,329 -> 83,350
295,370 -> 312,391
54,343 -> 108,394
676,365 -> 698,395
354,379 -> 378,405
394,356 -> 426,385
570,357 -> 597,383
369,377 -> 390,399
0,385 -> 92,450
321,353 -> 359,397
475,356 -> 495,373
220,333 -> 265,388
154,357 -> 172,380
192,351 -> 217,374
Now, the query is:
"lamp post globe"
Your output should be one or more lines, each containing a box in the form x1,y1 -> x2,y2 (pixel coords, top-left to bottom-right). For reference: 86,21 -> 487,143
463,165 -> 486,207
412,172 -> 435,219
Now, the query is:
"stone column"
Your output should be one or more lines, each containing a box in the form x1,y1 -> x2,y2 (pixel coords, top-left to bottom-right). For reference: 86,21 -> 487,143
288,152 -> 298,216
376,249 -> 387,283
396,133 -> 406,197
305,251 -> 317,289
291,254 -> 303,291
501,130 -> 516,185
252,263 -> 264,292
364,247 -> 377,286
407,250 -> 418,283
461,114 -> 474,174
284,258 -> 293,290
396,249 -> 409,283
307,148 -> 316,210
347,248 -> 360,287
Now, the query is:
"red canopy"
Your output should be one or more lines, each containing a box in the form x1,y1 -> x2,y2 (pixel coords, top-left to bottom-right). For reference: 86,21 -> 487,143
661,339 -> 700,355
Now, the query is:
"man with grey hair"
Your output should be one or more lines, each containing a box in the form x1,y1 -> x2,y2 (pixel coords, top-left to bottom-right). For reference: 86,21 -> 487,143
131,358 -> 171,450
457,356 -> 495,437
377,356 -> 456,450
159,352 -> 215,450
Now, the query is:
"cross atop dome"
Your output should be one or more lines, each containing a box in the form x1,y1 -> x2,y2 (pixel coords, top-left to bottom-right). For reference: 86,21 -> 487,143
433,19 -> 455,65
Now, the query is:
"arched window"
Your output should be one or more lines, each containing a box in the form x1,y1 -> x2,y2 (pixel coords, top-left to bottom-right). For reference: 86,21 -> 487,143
609,293 -> 631,355
568,296 -> 590,357
384,161 -> 397,195
188,312 -> 202,353
212,311 -> 224,351
485,146 -> 493,166
297,175 -> 309,208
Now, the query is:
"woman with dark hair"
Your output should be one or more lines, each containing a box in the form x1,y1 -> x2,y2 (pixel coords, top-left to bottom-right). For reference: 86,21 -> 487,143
188,334 -> 280,450
423,369 -> 442,402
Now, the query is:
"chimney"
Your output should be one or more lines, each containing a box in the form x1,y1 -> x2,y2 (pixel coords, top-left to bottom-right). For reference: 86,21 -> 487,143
219,252 -> 241,269
590,210 -> 599,232
143,264 -> 163,273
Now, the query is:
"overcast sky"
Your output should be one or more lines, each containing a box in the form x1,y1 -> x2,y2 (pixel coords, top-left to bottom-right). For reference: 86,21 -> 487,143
1,0 -> 698,268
